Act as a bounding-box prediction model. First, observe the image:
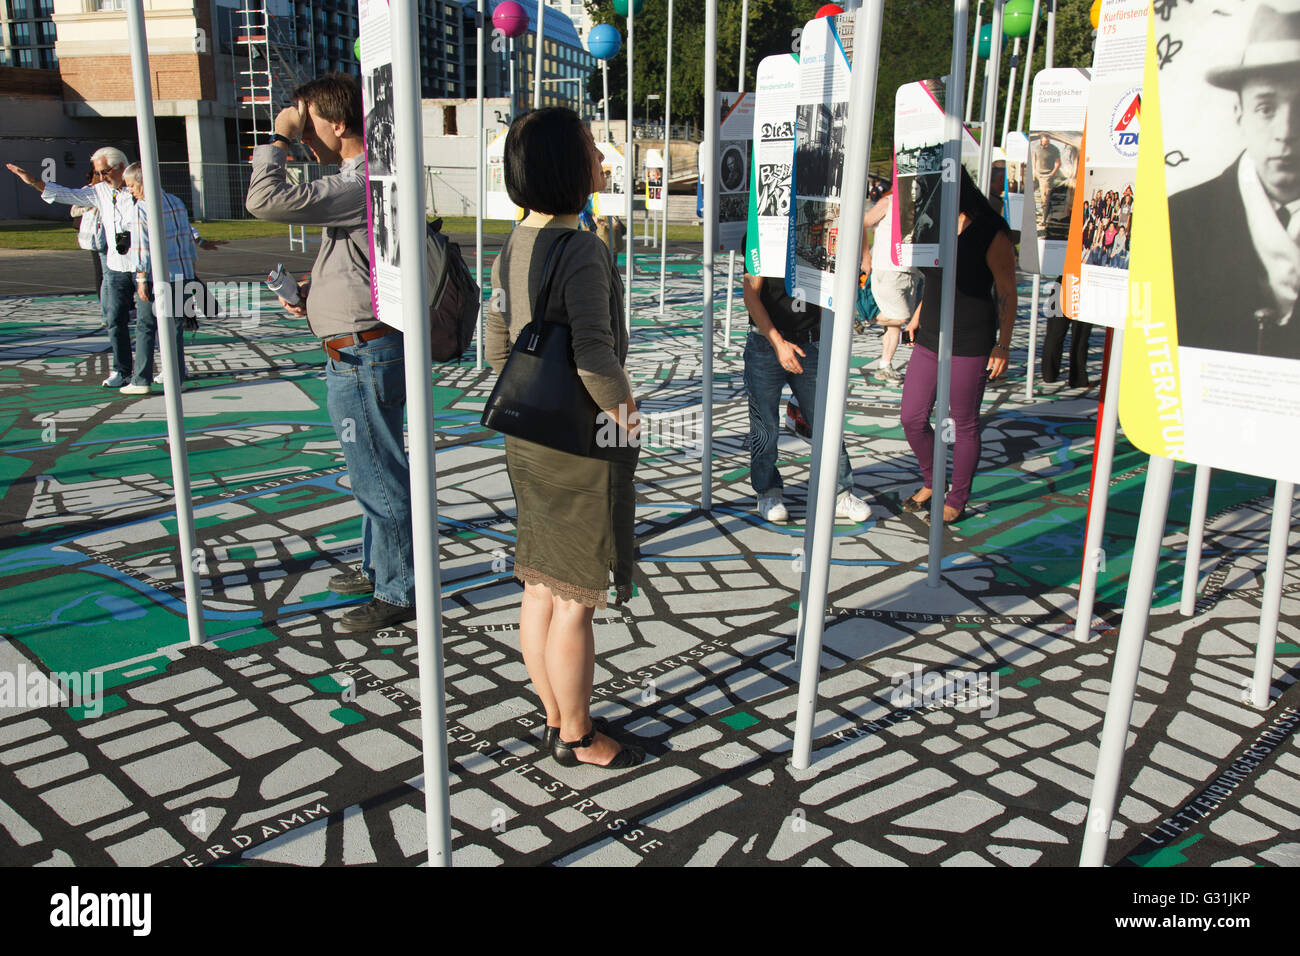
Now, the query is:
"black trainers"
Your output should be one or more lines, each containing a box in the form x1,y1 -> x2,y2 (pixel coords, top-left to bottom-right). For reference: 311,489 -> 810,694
338,597 -> 413,632
329,566 -> 374,595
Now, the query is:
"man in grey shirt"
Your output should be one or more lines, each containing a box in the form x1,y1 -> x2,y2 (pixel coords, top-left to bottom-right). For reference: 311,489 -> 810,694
246,73 -> 414,632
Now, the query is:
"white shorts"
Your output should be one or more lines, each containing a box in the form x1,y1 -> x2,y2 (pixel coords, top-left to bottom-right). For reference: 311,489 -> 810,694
871,268 -> 922,324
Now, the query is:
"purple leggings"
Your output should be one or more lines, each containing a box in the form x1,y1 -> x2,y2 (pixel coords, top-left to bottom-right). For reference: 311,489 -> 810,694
900,343 -> 990,512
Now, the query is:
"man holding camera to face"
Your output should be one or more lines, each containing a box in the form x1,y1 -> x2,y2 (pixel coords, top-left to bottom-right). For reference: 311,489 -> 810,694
8,148 -> 140,387
245,73 -> 415,633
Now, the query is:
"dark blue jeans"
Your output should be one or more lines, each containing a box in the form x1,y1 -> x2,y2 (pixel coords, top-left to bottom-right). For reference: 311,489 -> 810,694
131,281 -> 188,386
102,266 -> 136,376
324,332 -> 414,607
742,329 -> 853,498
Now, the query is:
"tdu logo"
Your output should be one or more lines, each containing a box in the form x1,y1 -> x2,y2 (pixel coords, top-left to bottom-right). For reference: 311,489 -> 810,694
1110,88 -> 1142,158
49,886 -> 151,936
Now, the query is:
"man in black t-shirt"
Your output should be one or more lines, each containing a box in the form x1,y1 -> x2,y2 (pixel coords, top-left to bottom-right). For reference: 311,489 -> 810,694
741,270 -> 869,523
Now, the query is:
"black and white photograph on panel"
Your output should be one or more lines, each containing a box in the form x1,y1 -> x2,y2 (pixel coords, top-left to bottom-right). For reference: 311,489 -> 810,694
369,179 -> 391,266
896,172 -> 942,248
793,101 -> 849,202
1160,0 -> 1300,360
364,62 -> 395,177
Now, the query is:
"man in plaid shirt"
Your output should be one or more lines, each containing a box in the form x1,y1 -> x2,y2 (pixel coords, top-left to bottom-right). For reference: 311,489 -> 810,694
121,162 -> 223,395
7,148 -> 139,387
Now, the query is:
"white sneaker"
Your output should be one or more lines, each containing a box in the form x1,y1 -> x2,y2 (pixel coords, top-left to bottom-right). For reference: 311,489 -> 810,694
757,494 -> 789,523
119,383 -> 151,395
835,490 -> 870,523
153,373 -> 164,384
102,372 -> 126,388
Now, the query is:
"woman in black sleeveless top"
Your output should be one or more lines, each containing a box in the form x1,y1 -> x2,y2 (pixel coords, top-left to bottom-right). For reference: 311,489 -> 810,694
900,168 -> 1017,523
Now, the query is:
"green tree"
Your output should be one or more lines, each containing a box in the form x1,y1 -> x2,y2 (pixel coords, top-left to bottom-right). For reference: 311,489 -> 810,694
581,0 -> 1095,151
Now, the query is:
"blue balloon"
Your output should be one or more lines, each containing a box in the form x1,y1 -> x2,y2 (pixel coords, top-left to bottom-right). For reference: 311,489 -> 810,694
588,23 -> 622,60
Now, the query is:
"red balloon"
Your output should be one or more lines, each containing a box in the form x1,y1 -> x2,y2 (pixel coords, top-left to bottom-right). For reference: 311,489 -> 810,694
815,3 -> 843,17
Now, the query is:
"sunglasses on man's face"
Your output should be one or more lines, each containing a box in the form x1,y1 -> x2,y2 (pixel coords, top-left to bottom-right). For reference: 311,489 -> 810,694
93,169 -> 112,179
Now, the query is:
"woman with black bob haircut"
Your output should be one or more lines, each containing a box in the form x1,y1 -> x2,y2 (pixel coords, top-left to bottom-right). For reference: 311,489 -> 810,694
503,107 -> 596,215
900,165 -> 1017,525
485,108 -> 646,770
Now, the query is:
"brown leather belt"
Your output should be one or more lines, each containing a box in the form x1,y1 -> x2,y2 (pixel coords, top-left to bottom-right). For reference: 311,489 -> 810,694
322,326 -> 394,361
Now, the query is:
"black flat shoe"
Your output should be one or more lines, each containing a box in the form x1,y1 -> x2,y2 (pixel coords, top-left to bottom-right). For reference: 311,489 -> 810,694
540,716 -> 608,751
902,491 -> 932,513
553,723 -> 645,769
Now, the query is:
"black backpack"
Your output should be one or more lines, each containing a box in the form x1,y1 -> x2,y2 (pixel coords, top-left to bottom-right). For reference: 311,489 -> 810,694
338,218 -> 481,362
423,217 -> 481,362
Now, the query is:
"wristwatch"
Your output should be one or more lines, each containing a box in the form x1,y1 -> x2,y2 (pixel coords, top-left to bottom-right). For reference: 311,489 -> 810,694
271,133 -> 294,147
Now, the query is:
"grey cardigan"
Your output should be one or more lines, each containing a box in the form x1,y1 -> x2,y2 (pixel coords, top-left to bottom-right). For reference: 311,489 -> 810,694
485,225 -> 631,410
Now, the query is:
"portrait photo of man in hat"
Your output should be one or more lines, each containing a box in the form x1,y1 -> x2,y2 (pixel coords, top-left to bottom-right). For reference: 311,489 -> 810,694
1168,2 -> 1300,360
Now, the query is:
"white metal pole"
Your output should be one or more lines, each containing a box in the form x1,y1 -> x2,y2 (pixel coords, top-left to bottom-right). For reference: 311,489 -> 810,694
658,0 -> 673,314
1075,327 -> 1123,642
966,6 -> 982,124
721,0 -> 749,350
625,0 -> 635,333
1080,454 -> 1175,867
702,0 -> 717,510
392,0 -> 453,866
1025,275 -> 1039,399
1001,36 -> 1020,146
791,0 -> 888,771
603,59 -> 615,259
1179,463 -> 1211,616
979,0 -> 1004,193
509,37 -> 515,115
1045,0 -> 1054,68
1251,481 -> 1294,708
924,8 -> 972,588
1016,0 -> 1041,132
476,6 -> 486,370
124,0 -> 204,647
533,0 -> 544,109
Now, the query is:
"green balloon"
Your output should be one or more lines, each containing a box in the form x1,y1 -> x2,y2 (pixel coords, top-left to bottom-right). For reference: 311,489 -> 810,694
612,0 -> 645,16
353,37 -> 361,61
1003,0 -> 1034,38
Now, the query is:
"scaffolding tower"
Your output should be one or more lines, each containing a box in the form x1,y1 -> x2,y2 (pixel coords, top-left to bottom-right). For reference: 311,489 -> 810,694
234,0 -> 310,161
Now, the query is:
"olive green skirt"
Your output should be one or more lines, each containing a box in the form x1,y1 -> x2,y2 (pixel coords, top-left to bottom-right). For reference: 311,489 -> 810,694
504,434 -> 638,608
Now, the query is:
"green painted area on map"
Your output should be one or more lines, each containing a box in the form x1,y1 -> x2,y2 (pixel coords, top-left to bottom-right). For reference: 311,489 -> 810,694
213,627 -> 281,652
68,694 -> 126,721
1277,643 -> 1300,655
1127,833 -> 1202,867
0,569 -> 267,675
1017,677 -> 1041,689
0,453 -> 32,502
247,486 -> 345,515
0,576 -> 179,673
330,706 -> 365,724
720,712 -> 760,730
309,675 -> 347,693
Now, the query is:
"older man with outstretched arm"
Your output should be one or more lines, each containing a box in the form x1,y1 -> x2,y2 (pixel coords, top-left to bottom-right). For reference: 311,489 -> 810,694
245,71 -> 415,633
7,148 -> 139,386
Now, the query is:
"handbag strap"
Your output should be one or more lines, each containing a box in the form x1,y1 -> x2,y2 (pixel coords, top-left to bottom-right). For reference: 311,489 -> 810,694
521,229 -> 578,352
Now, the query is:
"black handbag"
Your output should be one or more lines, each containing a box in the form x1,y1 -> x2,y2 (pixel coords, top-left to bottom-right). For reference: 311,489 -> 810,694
481,230 -> 632,460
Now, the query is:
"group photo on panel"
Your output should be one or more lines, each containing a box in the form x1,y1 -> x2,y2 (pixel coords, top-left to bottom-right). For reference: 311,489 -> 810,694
2,0 -> 1297,880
